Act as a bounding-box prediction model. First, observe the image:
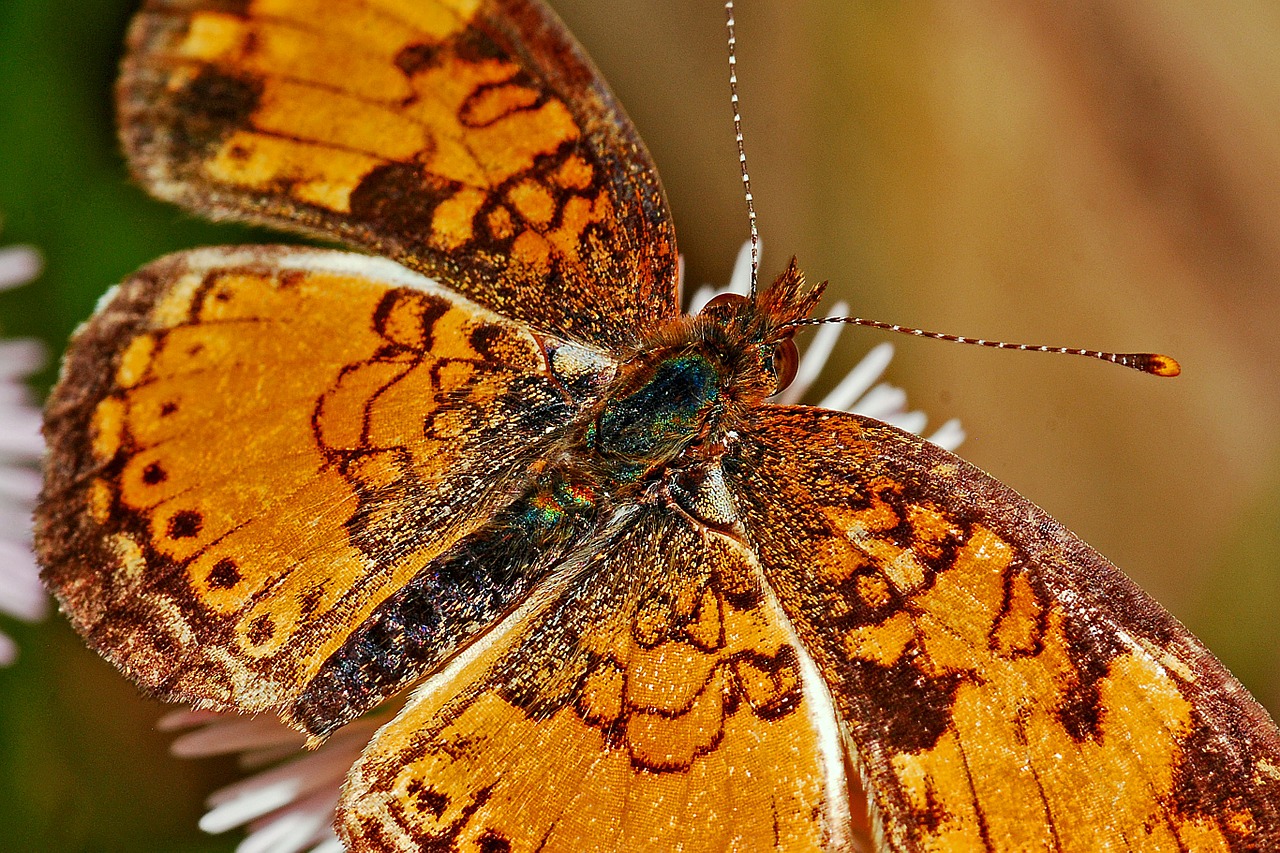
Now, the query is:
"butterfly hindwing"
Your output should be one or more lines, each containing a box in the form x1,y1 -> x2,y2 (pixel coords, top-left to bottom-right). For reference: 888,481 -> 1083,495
36,246 -> 611,731
118,0 -> 679,349
337,508 -> 852,853
726,405 -> 1280,851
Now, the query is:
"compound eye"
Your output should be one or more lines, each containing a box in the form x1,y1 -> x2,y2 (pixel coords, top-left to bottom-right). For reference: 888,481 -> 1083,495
770,339 -> 799,394
701,292 -> 750,318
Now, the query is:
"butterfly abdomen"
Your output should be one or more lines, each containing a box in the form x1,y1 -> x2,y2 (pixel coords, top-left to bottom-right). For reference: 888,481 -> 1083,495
292,467 -> 606,739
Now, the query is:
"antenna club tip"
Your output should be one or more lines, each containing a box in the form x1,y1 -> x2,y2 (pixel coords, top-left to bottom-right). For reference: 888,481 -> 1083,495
1133,353 -> 1181,377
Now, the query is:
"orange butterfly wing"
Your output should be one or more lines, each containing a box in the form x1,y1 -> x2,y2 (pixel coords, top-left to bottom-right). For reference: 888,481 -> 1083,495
37,246 -> 613,727
337,508 -> 851,852
727,405 -> 1280,851
118,0 -> 678,348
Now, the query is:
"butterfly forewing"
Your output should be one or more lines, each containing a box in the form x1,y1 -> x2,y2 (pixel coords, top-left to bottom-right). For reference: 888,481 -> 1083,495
726,405 -> 1280,851
118,0 -> 679,349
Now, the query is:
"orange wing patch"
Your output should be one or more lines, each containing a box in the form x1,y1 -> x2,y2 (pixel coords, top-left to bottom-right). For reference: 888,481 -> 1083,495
729,406 -> 1280,852
118,0 -> 678,348
37,246 -> 596,722
339,511 -> 851,853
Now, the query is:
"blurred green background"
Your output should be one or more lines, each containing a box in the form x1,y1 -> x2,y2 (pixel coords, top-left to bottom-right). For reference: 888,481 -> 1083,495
1,0 -> 1278,849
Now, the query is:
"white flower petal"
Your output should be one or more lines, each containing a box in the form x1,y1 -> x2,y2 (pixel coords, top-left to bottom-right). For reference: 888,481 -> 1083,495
726,239 -> 755,296
202,779 -> 303,834
209,739 -> 362,811
0,246 -> 42,291
0,465 -> 41,502
881,409 -> 928,436
178,708 -> 396,851
241,741 -> 323,770
0,509 -> 35,547
171,715 -> 306,758
928,418 -> 967,452
308,837 -> 346,853
0,239 -> 47,665
0,541 -> 47,620
816,342 -> 894,413
0,339 -> 46,378
236,787 -> 338,853
0,411 -> 43,457
158,708 -> 225,731
687,242 -> 755,315
847,382 -> 907,420
0,631 -> 16,666
686,284 -> 717,315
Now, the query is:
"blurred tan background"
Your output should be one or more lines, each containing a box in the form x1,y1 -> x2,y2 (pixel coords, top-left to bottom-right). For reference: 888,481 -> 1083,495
0,1 -> 1277,849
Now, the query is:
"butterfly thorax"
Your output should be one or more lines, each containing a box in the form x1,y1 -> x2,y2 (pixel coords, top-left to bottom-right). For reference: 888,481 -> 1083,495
597,260 -> 822,451
533,260 -> 827,526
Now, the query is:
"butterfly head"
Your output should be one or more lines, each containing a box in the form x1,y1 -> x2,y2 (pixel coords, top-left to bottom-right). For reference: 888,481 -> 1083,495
695,257 -> 826,400
587,260 -> 823,476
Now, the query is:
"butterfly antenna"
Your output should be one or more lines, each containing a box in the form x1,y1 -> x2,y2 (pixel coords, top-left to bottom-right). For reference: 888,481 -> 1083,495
725,0 -> 759,298
784,315 -> 1181,377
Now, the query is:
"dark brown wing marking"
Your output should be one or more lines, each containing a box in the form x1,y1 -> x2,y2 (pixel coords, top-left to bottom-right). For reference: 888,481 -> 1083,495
118,0 -> 678,348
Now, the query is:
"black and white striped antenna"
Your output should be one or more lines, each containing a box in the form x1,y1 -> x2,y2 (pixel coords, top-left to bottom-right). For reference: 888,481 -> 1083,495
783,315 -> 1181,376
725,0 -> 759,299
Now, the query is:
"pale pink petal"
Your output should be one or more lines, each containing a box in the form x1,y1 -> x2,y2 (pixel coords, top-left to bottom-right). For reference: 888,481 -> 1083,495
0,246 -> 41,291
0,238 -> 47,665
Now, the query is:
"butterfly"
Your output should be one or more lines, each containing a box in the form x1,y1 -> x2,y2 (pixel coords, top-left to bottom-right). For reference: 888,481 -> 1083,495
34,0 -> 1280,850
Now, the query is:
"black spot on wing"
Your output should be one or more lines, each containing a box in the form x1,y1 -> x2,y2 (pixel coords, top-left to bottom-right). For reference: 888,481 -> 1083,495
169,66 -> 263,156
847,651 -> 966,754
394,43 -> 440,77
348,163 -> 459,253
206,558 -> 241,590
166,509 -> 203,540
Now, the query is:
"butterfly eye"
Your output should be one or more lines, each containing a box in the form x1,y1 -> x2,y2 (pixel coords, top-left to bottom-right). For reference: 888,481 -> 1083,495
770,339 -> 799,394
701,292 -> 750,317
